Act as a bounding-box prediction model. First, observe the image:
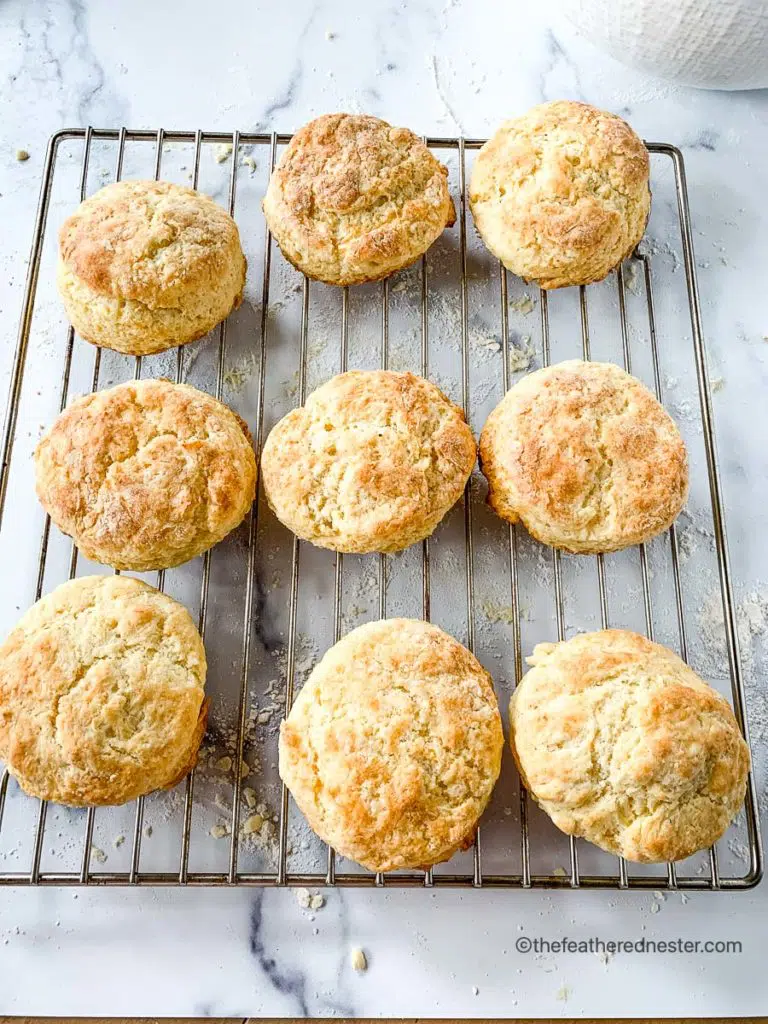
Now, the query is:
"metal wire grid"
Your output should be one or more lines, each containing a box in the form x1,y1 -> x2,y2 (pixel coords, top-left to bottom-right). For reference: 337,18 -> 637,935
0,128 -> 762,889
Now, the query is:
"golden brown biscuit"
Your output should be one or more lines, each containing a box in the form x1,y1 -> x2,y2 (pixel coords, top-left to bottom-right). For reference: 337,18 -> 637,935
263,113 -> 454,285
510,630 -> 750,863
470,101 -> 650,289
35,379 -> 257,572
479,360 -> 688,553
0,575 -> 207,807
57,180 -> 246,354
279,618 -> 504,872
261,370 -> 476,553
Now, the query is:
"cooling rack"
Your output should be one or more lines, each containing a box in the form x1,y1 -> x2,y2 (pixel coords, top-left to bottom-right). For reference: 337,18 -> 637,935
0,127 -> 761,889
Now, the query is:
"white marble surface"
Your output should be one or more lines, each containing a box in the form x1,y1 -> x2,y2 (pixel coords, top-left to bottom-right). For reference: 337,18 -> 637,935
1,0 -> 768,1017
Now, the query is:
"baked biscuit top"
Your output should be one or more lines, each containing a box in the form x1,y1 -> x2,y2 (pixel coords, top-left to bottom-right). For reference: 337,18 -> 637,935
263,113 -> 454,284
510,629 -> 750,862
279,618 -> 503,872
59,179 -> 244,308
261,370 -> 476,553
479,360 -> 688,553
470,101 -> 650,288
0,575 -> 207,807
34,379 -> 257,571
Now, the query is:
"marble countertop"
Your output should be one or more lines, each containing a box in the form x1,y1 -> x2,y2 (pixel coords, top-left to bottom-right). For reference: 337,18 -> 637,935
1,0 -> 768,1017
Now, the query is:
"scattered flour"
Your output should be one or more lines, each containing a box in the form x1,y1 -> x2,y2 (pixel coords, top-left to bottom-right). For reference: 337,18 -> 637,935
676,510 -> 715,562
480,599 -> 516,625
641,237 -> 681,273
698,586 -> 768,682
622,260 -> 642,295
727,837 -> 750,864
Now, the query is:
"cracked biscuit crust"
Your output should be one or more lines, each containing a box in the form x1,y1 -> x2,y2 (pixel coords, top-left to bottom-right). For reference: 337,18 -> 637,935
57,180 -> 246,354
469,101 -> 650,289
0,575 -> 207,807
510,630 -> 750,863
261,370 -> 476,553
479,360 -> 688,554
35,379 -> 257,572
263,113 -> 455,285
279,618 -> 504,872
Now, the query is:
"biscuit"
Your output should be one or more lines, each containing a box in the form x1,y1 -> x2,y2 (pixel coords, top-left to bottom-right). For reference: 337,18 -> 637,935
0,575 -> 207,807
263,113 -> 455,285
279,618 -> 504,872
57,180 -> 246,354
35,379 -> 257,572
261,370 -> 476,553
479,360 -> 688,553
470,101 -> 650,289
509,629 -> 750,863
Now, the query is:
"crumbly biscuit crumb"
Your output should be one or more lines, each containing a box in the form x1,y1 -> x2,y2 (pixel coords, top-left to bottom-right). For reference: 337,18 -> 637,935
241,814 -> 264,836
350,948 -> 367,971
294,887 -> 312,909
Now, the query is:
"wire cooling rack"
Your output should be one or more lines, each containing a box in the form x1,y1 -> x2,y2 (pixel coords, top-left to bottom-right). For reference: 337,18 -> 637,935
0,127 -> 762,889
